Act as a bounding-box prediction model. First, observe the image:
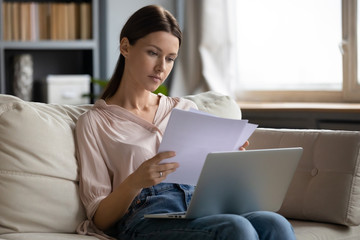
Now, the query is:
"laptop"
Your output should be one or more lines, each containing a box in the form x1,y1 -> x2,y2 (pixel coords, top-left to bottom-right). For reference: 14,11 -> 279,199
144,147 -> 303,219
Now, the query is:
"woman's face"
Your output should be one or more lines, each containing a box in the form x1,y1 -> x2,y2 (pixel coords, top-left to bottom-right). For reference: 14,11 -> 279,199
122,31 -> 179,92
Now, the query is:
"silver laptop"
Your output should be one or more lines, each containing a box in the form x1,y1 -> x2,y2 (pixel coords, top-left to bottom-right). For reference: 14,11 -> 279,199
144,147 -> 303,219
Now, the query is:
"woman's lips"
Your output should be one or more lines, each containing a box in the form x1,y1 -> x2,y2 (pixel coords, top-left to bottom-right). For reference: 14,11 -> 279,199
149,75 -> 162,82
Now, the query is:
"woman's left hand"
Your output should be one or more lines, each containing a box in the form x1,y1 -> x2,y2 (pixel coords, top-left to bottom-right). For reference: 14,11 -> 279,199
239,140 -> 250,151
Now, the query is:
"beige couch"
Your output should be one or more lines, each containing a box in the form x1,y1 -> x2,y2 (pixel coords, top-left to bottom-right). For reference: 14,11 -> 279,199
0,92 -> 360,240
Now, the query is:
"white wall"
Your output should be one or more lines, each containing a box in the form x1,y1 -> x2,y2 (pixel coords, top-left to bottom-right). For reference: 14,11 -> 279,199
100,0 -> 177,79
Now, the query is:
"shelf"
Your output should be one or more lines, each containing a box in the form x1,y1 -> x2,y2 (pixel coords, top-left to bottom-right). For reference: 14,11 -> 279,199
0,40 -> 97,50
0,0 -> 99,102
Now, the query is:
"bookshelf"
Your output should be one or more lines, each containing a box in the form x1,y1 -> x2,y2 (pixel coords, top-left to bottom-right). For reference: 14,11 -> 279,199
0,0 -> 99,102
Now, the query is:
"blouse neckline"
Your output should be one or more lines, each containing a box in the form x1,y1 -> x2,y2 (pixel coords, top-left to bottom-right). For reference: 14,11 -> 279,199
94,94 -> 166,132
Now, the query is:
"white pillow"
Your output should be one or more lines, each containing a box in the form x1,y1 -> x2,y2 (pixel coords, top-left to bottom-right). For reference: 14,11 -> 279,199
0,95 -> 90,234
184,91 -> 242,119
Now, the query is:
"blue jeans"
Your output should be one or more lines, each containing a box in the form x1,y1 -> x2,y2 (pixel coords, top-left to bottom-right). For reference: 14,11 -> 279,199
106,183 -> 295,240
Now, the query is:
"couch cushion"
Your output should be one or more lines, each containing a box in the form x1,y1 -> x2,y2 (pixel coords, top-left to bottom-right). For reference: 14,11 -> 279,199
184,91 -> 242,119
0,233 -> 99,240
290,220 -> 360,240
249,128 -> 360,226
0,94 -> 91,234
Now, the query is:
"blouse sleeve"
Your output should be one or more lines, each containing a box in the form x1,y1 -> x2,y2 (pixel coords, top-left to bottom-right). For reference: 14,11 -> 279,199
75,112 -> 112,220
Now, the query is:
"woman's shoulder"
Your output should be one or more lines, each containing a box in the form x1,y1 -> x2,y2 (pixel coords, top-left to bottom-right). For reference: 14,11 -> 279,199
160,94 -> 198,110
76,100 -> 107,128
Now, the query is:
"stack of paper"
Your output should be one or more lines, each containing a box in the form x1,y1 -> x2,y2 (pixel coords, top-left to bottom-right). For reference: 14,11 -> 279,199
159,108 -> 258,185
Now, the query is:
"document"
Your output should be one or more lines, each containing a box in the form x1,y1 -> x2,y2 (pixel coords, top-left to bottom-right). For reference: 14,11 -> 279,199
159,108 -> 258,185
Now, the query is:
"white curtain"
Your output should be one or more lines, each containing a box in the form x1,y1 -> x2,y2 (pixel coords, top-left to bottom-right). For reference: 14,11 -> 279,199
170,0 -> 237,98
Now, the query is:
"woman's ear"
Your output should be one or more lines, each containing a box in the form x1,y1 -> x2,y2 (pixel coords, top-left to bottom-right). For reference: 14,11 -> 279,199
120,37 -> 130,58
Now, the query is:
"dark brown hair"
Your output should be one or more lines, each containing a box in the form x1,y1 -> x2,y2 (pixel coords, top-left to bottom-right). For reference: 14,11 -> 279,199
100,5 -> 182,100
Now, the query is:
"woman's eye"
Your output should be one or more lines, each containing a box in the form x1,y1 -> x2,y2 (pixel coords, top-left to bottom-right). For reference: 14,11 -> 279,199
148,51 -> 158,56
166,57 -> 175,62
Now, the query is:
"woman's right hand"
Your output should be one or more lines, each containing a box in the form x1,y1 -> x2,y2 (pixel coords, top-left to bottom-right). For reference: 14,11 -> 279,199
128,151 -> 179,189
94,151 -> 179,230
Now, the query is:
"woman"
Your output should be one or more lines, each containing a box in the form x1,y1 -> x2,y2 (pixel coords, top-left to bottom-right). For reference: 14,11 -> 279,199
75,5 -> 295,240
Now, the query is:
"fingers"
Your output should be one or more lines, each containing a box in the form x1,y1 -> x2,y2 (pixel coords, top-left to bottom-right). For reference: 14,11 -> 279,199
148,151 -> 179,175
239,140 -> 250,151
130,160 -> 179,189
155,162 -> 179,179
150,151 -> 176,164
138,151 -> 178,185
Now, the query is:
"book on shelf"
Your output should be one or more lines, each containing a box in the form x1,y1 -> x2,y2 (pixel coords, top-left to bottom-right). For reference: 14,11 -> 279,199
2,2 -> 11,41
38,2 -> 50,40
67,2 -> 77,40
1,1 -> 92,41
29,2 -> 39,41
12,2 -> 20,41
19,3 -> 29,41
80,2 -> 92,39
49,3 -> 58,40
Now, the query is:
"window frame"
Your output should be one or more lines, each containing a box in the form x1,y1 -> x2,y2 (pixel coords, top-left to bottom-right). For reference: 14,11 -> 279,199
235,0 -> 360,103
343,0 -> 360,101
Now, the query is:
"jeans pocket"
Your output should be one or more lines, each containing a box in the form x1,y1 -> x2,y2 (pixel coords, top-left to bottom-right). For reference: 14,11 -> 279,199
178,184 -> 195,207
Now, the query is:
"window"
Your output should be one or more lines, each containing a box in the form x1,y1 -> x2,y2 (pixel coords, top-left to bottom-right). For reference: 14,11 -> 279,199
235,0 -> 360,102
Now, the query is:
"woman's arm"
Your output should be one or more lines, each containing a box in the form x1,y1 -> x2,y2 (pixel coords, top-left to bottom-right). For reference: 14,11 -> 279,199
93,151 -> 179,230
92,177 -> 141,231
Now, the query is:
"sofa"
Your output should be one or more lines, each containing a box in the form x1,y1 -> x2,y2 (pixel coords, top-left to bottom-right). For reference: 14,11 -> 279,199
0,91 -> 360,240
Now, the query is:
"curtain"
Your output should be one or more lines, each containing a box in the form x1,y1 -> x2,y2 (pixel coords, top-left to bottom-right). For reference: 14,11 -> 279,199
170,0 -> 237,98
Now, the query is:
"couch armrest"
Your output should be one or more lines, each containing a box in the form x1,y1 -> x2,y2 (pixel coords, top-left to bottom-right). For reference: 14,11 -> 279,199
248,128 -> 360,226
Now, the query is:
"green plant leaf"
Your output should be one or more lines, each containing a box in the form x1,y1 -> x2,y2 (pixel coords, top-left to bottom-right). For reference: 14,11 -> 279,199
91,78 -> 108,88
153,85 -> 168,96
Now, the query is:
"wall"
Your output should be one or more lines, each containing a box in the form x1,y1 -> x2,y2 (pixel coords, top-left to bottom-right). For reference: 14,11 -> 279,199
99,0 -> 177,80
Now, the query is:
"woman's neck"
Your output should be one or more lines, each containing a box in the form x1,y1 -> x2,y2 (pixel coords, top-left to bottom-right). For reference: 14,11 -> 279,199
106,83 -> 160,123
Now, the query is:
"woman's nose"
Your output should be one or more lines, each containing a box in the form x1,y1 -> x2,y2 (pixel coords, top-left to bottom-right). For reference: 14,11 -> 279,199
155,58 -> 166,72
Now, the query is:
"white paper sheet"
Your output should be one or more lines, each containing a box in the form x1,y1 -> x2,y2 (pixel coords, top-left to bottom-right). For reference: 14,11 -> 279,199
158,108 -> 258,185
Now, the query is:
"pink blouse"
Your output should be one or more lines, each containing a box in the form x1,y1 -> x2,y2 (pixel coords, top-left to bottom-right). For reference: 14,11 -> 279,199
75,95 -> 197,238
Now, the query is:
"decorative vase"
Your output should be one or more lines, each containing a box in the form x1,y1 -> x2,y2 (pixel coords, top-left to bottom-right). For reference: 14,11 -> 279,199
13,54 -> 33,101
